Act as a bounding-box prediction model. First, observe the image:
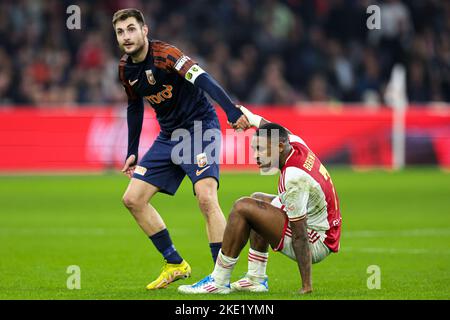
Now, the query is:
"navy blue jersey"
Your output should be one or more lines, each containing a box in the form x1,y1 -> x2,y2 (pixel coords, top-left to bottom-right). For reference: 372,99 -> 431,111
119,39 -> 217,135
119,39 -> 243,163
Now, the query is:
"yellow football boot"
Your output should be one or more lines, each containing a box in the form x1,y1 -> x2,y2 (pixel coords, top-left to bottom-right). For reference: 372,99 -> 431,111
146,260 -> 191,290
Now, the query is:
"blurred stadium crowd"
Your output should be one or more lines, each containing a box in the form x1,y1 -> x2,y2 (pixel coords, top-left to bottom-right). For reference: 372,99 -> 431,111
0,0 -> 448,107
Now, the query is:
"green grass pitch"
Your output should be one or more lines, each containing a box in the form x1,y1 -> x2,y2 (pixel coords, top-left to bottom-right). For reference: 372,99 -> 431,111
0,169 -> 449,300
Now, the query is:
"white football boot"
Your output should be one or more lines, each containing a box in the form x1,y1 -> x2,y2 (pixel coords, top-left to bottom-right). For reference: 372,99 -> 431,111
230,274 -> 269,292
178,275 -> 231,294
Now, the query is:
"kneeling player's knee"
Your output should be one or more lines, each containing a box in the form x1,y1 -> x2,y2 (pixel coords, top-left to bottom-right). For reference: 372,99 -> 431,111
231,197 -> 252,216
251,192 -> 265,201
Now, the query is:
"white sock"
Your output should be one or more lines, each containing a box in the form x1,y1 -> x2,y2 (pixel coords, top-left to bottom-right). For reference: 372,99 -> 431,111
211,249 -> 238,286
247,248 -> 268,279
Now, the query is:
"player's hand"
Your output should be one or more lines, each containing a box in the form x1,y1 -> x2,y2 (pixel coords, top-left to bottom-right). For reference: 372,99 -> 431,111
235,104 -> 263,128
231,114 -> 251,131
299,287 -> 313,295
121,155 -> 136,179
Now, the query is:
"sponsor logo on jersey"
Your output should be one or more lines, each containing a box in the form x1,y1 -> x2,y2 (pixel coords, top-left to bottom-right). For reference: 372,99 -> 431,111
134,166 -> 147,176
128,79 -> 138,86
196,153 -> 208,168
174,55 -> 190,71
145,69 -> 156,85
144,85 -> 173,105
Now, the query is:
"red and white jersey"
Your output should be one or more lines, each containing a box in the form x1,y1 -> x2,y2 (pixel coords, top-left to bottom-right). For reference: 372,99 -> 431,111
276,134 -> 342,252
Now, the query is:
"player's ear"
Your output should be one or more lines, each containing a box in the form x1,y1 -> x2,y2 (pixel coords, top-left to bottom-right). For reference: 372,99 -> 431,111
279,141 -> 285,154
142,24 -> 149,36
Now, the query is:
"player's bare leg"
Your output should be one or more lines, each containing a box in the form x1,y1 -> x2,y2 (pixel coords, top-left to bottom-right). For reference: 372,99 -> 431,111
122,178 -> 165,235
194,177 -> 227,262
248,192 -> 276,251
178,197 -> 285,294
231,192 -> 277,292
122,178 -> 191,289
248,192 -> 276,258
222,197 -> 285,257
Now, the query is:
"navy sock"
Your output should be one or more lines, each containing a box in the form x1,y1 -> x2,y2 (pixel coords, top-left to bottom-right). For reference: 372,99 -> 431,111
209,242 -> 222,263
149,229 -> 183,264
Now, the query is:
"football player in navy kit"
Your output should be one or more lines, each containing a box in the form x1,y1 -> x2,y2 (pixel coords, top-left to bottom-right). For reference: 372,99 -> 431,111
113,8 -> 250,289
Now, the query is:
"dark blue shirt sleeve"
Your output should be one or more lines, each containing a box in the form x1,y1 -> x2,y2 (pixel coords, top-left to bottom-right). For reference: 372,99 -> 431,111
194,73 -> 243,123
126,98 -> 144,164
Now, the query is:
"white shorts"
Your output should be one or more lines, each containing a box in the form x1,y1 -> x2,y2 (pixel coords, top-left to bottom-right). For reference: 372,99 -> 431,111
270,197 -> 331,264
275,226 -> 331,263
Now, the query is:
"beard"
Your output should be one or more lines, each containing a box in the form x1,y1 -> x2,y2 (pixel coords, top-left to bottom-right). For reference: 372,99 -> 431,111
122,36 -> 145,57
259,166 -> 279,176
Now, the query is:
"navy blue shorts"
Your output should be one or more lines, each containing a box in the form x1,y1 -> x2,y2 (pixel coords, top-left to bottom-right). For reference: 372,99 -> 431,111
132,121 -> 221,195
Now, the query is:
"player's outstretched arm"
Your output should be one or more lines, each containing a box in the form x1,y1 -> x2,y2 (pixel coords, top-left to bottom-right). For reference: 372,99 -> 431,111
193,72 -> 249,130
156,42 -> 248,129
290,217 -> 313,294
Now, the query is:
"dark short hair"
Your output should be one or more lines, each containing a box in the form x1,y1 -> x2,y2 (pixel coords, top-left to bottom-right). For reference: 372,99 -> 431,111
112,8 -> 145,27
255,123 -> 289,143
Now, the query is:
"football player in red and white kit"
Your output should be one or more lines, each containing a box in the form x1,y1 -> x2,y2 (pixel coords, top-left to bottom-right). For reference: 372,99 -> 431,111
178,106 -> 342,295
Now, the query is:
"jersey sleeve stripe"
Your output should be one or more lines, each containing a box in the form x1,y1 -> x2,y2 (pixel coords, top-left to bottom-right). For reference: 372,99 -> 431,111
166,54 -> 178,63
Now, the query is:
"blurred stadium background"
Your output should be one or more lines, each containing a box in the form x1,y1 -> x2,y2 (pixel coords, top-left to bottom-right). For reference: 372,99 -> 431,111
0,0 -> 449,300
1,0 -> 450,106
0,0 -> 449,170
